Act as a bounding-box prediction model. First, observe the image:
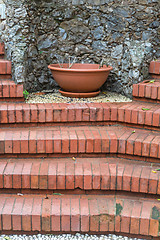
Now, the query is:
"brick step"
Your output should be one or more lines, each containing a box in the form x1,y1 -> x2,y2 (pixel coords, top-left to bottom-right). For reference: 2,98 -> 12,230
0,157 -> 160,195
0,80 -> 24,101
0,59 -> 12,75
0,125 -> 160,161
0,193 -> 159,237
0,101 -> 160,129
0,43 -> 5,58
149,60 -> 160,79
133,79 -> 160,103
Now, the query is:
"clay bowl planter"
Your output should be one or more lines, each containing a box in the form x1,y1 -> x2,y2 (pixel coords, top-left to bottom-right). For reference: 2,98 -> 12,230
48,63 -> 113,97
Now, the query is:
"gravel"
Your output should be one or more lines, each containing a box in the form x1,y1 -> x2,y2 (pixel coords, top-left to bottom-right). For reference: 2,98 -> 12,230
0,234 -> 146,240
26,90 -> 132,104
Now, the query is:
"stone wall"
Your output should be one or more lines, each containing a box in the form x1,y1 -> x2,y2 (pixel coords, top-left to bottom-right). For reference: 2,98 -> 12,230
2,0 -> 160,97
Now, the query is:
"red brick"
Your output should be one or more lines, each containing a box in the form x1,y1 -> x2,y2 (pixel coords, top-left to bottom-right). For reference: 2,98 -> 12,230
89,199 -> 99,232
69,130 -> 78,153
130,201 -> 142,234
61,129 -> 69,153
39,161 -> 49,189
15,104 -> 23,123
9,82 -> 16,98
12,131 -> 21,153
107,130 -> 118,153
116,164 -> 125,191
22,104 -> 30,123
126,132 -> 139,155
2,198 -> 15,230
149,216 -> 159,236
80,198 -> 89,232
140,201 -> 152,236
45,130 -> 53,153
32,198 -> 42,231
115,199 -> 124,232
13,162 -> 23,188
150,136 -> 160,158
20,130 -> 29,153
30,104 -> 38,122
140,167 -> 151,193
29,130 -> 37,153
67,104 -> 76,122
0,161 -> 7,188
0,104 -> 8,123
132,84 -> 139,96
61,198 -> 70,231
38,104 -> 46,122
53,130 -> 61,153
121,199 -> 133,233
109,163 -> 116,190
92,163 -> 100,189
134,133 -> 148,156
101,103 -> 110,121
110,104 -> 118,121
12,198 -> 24,231
139,83 -> 145,97
145,84 -> 152,98
48,162 -> 57,189
75,162 -> 83,189
91,129 -> 101,153
45,103 -> 54,122
100,163 -> 110,190
76,130 -> 86,153
57,162 -> 65,189
108,198 -> 115,231
58,103 -> 68,122
87,103 -> 103,121
51,198 -> 61,231
123,164 -> 134,192
151,85 -> 158,99
53,104 -> 61,122
42,198 -> 51,232
118,131 -> 132,154
145,108 -> 154,126
3,82 -> 10,97
137,109 -> 145,125
0,131 -> 5,153
82,105 -> 90,121
83,162 -> 92,190
4,162 -> 15,188
0,60 -> 11,74
97,128 -> 109,153
0,42 -> 5,55
149,170 -> 158,194
5,131 -> 13,154
98,198 -> 109,231
84,129 -> 94,153
7,104 -> 15,123
71,198 -> 80,231
22,198 -> 33,231
152,108 -> 160,127
0,198 -> 7,230
22,162 -> 32,189
131,165 -> 142,192
37,130 -> 45,153
142,134 -> 155,157
31,162 -> 41,189
16,84 -> 23,98
66,162 -> 74,189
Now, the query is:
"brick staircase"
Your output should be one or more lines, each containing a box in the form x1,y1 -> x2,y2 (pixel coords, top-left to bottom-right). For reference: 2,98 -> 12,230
0,43 -> 160,239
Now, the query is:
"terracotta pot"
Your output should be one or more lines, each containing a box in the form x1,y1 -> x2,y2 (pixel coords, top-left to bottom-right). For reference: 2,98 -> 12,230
48,63 -> 113,93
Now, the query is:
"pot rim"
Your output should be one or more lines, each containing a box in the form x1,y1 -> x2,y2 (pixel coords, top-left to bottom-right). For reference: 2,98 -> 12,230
48,63 -> 113,72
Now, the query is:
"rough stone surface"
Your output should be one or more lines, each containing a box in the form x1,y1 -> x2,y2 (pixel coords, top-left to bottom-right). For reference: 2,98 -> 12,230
1,0 -> 160,97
